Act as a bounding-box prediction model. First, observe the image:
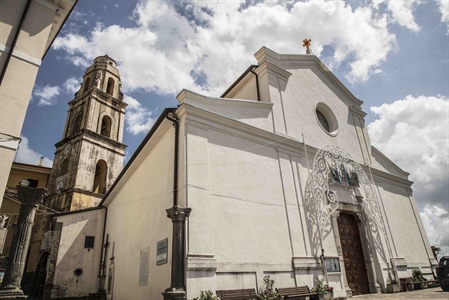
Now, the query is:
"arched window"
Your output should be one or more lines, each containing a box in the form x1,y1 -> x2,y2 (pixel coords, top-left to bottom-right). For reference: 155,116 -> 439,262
83,77 -> 90,93
59,158 -> 69,176
93,160 -> 107,194
106,78 -> 115,96
101,115 -> 112,137
72,113 -> 83,135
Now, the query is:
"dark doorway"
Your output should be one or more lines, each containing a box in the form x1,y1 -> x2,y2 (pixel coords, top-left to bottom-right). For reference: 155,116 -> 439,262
337,213 -> 370,295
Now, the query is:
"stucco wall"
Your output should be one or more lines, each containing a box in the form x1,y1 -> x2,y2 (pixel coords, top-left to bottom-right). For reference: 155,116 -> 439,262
53,208 -> 105,297
103,120 -> 176,300
185,118 -> 341,298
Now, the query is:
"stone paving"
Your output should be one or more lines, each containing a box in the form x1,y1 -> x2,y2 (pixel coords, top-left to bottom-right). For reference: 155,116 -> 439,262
352,287 -> 448,299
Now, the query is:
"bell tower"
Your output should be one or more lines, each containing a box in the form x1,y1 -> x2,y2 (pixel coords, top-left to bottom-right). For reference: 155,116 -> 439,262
45,55 -> 127,212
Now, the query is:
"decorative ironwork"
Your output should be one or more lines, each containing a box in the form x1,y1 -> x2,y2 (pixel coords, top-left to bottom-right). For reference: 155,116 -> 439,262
310,145 -> 386,237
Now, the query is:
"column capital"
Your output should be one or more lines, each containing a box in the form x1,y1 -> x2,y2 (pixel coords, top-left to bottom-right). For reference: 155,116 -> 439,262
166,206 -> 191,222
17,185 -> 47,206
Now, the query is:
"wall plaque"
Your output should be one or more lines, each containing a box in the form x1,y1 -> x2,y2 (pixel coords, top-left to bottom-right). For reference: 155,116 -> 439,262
156,238 -> 168,266
139,247 -> 149,286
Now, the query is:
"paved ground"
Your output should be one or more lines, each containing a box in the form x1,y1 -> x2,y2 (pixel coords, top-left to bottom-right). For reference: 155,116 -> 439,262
352,287 -> 448,299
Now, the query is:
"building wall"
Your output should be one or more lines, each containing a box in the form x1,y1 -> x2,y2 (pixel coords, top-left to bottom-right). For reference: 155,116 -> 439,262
185,113 -> 343,299
52,208 -> 105,297
102,119 -> 176,300
0,0 -> 76,207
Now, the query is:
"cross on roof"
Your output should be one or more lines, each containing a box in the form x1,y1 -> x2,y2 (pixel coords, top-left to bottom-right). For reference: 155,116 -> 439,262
303,38 -> 312,54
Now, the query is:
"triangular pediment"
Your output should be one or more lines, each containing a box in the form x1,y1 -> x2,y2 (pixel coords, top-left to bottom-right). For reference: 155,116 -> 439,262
371,146 -> 410,180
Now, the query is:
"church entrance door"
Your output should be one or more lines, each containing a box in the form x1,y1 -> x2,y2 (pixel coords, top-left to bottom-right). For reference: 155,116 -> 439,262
337,213 -> 370,295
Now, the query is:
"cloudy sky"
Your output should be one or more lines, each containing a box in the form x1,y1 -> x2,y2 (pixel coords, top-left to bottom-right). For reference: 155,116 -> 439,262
19,0 -> 448,256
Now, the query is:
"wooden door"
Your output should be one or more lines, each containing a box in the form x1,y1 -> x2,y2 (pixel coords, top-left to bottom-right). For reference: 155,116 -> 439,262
337,213 -> 370,295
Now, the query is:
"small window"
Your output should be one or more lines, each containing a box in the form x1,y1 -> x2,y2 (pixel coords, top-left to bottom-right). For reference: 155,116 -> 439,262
85,236 -> 95,248
315,103 -> 339,136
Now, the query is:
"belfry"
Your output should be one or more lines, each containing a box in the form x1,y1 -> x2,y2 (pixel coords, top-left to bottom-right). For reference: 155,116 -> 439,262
45,55 -> 127,212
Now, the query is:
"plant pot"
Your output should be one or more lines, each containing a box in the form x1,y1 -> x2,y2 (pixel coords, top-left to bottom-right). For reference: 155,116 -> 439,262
318,292 -> 333,300
387,283 -> 401,293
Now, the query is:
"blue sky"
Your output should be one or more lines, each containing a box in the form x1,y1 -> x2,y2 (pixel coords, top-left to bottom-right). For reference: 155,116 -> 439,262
17,0 -> 448,255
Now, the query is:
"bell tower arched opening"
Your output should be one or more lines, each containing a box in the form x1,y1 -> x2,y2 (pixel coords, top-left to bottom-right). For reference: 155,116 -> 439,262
72,113 -> 83,135
101,115 -> 112,137
93,160 -> 107,194
83,77 -> 90,93
106,78 -> 115,96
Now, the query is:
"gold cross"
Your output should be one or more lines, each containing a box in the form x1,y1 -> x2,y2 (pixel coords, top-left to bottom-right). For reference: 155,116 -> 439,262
303,38 -> 311,54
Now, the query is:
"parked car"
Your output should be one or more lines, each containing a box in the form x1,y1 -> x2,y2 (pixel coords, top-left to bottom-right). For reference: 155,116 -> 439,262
436,256 -> 449,291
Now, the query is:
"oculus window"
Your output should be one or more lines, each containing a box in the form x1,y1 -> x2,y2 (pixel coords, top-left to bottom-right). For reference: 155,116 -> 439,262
315,103 -> 339,136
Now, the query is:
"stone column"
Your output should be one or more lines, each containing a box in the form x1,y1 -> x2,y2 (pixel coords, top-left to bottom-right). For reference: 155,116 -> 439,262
0,183 -> 47,299
162,206 -> 191,300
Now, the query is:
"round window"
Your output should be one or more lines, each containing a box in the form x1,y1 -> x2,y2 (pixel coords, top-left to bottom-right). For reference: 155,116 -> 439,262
315,103 -> 338,136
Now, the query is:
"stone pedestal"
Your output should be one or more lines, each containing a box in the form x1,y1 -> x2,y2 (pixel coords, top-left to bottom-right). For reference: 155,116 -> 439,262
0,185 -> 46,299
162,206 -> 191,300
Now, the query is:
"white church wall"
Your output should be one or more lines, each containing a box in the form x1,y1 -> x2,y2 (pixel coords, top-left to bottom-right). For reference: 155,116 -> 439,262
376,181 -> 433,272
185,117 -> 340,298
103,120 -> 175,300
53,208 -> 105,297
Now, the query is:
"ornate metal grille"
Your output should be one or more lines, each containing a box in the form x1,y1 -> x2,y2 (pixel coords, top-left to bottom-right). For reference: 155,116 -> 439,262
310,145 -> 387,237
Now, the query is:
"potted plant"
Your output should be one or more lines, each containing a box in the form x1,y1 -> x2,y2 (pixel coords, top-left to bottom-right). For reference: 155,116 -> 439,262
192,290 -> 219,300
311,278 -> 333,300
386,271 -> 401,293
412,269 -> 428,289
257,275 -> 282,300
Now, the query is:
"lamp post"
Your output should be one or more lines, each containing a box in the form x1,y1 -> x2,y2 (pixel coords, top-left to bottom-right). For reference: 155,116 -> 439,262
0,180 -> 47,299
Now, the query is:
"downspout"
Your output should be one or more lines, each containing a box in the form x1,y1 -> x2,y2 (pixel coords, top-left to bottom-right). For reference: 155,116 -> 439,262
98,206 -> 108,292
165,111 -> 179,206
163,110 -> 192,300
0,0 -> 32,86
250,67 -> 260,101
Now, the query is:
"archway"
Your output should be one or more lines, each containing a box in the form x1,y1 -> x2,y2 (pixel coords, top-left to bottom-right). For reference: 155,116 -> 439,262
93,160 -> 107,194
101,115 -> 112,137
106,78 -> 115,96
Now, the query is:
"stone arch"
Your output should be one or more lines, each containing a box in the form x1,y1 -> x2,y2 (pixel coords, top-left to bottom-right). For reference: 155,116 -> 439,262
106,77 -> 115,96
100,115 -> 112,138
83,77 -> 90,93
93,160 -> 107,194
59,158 -> 69,176
72,112 -> 83,135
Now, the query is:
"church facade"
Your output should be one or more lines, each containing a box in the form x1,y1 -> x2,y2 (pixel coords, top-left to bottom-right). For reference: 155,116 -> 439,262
47,47 -> 436,299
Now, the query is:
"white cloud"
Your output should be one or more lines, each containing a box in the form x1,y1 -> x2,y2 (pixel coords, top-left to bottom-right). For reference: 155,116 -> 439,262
368,95 -> 448,192
51,0 -> 404,96
368,95 -> 449,257
33,85 -> 61,106
124,95 -> 156,135
373,0 -> 423,32
420,205 -> 449,257
436,0 -> 449,22
32,77 -> 82,106
63,77 -> 81,95
15,136 -> 53,168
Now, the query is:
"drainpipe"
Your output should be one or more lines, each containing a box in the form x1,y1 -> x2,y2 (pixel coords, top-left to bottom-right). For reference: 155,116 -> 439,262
163,111 -> 191,300
250,67 -> 260,101
0,0 -> 32,86
98,207 -> 108,293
